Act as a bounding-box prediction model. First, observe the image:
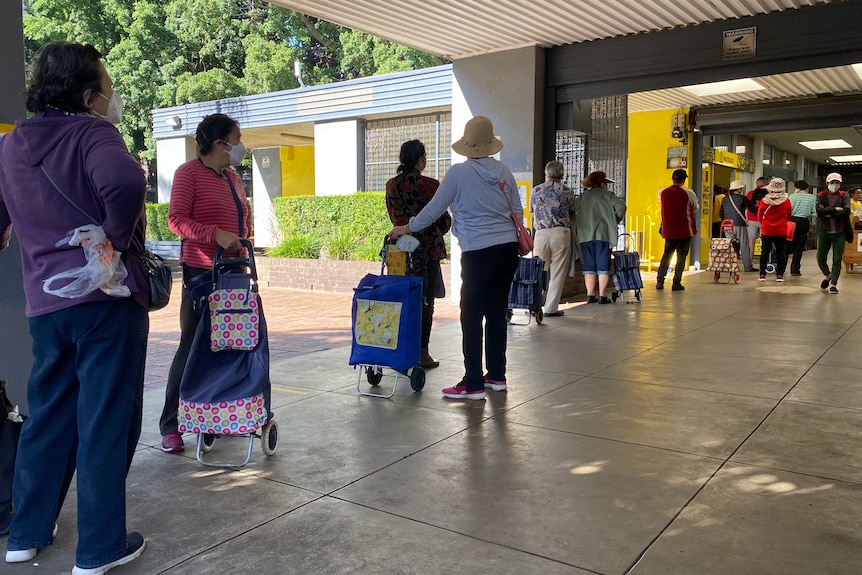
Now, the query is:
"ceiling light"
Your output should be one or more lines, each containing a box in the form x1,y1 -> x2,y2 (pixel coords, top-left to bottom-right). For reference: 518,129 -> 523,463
830,154 -> 862,163
799,139 -> 851,150
680,78 -> 766,97
165,116 -> 182,129
853,63 -> 862,80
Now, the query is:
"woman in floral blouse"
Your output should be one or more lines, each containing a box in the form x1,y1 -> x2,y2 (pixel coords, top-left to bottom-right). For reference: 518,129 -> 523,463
385,140 -> 452,368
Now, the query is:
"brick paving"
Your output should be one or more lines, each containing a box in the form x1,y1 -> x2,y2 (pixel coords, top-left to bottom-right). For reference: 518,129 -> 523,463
144,283 -> 462,389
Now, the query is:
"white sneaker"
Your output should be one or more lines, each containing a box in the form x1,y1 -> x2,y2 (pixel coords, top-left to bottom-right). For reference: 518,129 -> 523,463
6,548 -> 37,563
5,524 -> 57,563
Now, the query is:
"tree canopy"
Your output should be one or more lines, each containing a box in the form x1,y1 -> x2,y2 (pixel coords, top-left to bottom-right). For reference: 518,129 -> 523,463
22,0 -> 445,163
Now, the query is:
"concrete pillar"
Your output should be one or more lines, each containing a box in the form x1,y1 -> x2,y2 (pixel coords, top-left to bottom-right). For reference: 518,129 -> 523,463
251,148 -> 283,248
447,46 -> 546,301
0,4 -> 31,412
314,120 -> 361,195
155,137 -> 197,202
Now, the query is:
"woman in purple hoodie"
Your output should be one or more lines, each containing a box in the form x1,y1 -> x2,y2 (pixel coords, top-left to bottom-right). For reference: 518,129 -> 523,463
0,42 -> 147,574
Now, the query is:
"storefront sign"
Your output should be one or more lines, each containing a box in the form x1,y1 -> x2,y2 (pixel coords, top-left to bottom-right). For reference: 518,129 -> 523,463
723,27 -> 756,61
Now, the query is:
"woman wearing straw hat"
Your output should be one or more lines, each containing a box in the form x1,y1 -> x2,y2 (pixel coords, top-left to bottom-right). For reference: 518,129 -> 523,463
389,116 -> 521,400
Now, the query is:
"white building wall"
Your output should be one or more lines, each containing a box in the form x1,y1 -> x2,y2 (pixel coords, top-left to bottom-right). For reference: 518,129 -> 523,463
156,137 -> 197,202
314,120 -> 360,195
251,148 -> 282,248
447,46 -> 545,301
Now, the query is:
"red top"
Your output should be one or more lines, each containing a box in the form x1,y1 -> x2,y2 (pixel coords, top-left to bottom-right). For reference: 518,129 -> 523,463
758,198 -> 792,236
660,184 -> 697,239
168,159 -> 252,269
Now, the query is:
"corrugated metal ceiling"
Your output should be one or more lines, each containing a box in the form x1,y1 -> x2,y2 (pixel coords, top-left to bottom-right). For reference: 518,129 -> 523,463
628,64 -> 862,112
268,0 -> 840,59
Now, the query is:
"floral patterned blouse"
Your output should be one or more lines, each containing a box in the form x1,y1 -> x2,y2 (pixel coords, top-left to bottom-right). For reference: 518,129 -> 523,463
530,180 -> 576,230
385,170 -> 451,261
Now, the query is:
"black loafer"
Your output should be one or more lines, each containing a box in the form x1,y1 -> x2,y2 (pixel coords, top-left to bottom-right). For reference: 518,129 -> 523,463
545,311 -> 564,317
598,296 -> 611,304
586,295 -> 598,303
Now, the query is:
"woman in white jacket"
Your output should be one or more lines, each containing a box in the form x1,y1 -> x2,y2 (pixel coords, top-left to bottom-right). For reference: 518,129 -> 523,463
390,116 -> 521,400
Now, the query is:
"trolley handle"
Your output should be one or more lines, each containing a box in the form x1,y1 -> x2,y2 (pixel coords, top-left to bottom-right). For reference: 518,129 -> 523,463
213,239 -> 257,282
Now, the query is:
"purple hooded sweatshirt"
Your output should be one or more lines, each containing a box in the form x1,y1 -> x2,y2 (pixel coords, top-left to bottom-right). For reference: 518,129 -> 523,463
0,109 -> 148,317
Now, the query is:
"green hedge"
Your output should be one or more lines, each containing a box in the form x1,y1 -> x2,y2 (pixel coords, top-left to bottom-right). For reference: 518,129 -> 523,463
147,193 -> 445,262
271,192 -> 391,261
144,203 -> 180,241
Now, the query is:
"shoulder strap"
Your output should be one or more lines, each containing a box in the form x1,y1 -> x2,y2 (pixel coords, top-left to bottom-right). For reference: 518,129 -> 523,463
225,173 -> 244,237
40,164 -> 99,225
728,195 -> 746,221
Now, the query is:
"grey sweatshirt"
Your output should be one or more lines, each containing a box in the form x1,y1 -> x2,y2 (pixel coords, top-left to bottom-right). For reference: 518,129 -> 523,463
409,157 -> 522,253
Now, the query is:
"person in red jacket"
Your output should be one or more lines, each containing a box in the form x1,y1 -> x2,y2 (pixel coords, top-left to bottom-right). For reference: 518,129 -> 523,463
657,169 -> 698,291
757,177 -> 792,282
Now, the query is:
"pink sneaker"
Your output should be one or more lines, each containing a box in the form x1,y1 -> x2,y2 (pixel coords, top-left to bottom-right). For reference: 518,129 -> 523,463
160,432 -> 184,453
442,383 -> 485,400
483,375 -> 507,391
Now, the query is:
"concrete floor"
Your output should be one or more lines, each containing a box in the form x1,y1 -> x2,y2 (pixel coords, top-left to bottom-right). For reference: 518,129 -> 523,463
5,260 -> 862,574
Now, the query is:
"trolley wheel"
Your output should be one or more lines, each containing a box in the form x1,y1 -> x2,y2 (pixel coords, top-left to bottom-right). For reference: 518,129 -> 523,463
366,366 -> 383,386
199,433 -> 217,453
506,309 -> 513,323
734,272 -> 741,283
535,307 -> 544,325
410,366 -> 425,391
611,291 -> 619,302
260,419 -> 278,456
635,290 -> 642,302
714,271 -> 720,283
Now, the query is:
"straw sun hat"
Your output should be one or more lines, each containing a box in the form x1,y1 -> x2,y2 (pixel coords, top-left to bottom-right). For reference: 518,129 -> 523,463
451,115 -> 504,157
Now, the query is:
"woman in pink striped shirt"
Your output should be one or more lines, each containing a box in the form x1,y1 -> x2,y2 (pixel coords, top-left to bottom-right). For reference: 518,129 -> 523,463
158,114 -> 251,453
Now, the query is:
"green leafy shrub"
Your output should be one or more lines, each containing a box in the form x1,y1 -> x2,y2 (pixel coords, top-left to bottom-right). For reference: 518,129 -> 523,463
145,203 -> 180,241
272,192 -> 392,260
265,234 -> 320,258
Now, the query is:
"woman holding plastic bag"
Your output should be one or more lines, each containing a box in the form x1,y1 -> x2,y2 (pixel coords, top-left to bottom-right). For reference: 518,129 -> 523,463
158,113 -> 252,454
0,42 -> 148,573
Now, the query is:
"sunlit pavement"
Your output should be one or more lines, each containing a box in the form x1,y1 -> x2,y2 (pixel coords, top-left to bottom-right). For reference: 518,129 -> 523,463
20,261 -> 862,574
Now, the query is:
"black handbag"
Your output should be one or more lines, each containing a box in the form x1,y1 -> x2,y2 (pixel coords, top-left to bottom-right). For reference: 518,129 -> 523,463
132,237 -> 173,311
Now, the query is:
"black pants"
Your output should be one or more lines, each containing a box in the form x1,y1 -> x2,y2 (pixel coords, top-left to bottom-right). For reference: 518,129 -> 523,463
421,260 -> 441,348
159,265 -> 208,436
657,237 -> 691,284
460,242 -> 519,392
761,235 -> 788,276
789,216 -> 810,275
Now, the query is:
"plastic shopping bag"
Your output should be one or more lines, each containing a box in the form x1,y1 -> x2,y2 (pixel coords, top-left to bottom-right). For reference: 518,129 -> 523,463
43,225 -> 130,299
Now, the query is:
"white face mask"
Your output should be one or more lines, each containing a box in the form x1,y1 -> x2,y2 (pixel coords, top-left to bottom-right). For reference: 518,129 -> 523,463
828,183 -> 840,193
223,141 -> 246,165
91,91 -> 123,125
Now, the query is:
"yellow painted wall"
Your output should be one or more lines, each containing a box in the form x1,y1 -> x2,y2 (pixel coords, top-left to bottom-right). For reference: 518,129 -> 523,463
626,109 -> 691,269
280,145 -> 315,196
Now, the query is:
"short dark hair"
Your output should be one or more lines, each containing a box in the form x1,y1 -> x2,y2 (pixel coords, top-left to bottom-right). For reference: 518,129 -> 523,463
756,177 -> 768,186
26,41 -> 104,114
195,114 -> 239,155
397,140 -> 425,174
672,169 -> 687,182
794,180 -> 809,190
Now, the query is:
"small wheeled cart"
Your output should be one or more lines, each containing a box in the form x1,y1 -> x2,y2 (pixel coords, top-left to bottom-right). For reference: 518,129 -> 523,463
507,256 -> 548,325
707,220 -> 741,284
611,234 -> 643,303
350,237 -> 426,398
178,240 -> 278,468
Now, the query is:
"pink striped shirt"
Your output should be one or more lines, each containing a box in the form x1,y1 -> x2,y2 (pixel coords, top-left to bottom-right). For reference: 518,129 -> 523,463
167,159 -> 252,269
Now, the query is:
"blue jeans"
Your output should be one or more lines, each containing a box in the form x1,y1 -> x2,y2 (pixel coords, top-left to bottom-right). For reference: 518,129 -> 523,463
8,299 -> 148,568
460,242 -> 519,391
